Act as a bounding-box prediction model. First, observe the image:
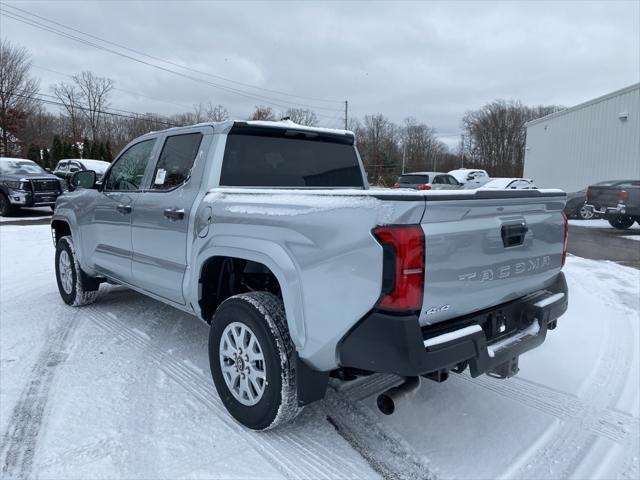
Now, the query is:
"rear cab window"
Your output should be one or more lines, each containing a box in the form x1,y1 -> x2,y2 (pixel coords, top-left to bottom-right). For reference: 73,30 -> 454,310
399,175 -> 429,184
220,126 -> 364,188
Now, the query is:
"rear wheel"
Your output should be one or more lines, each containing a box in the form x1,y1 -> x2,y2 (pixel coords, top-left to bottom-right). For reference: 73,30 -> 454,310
0,192 -> 15,216
209,291 -> 300,430
55,236 -> 100,306
608,215 -> 635,230
577,204 -> 594,220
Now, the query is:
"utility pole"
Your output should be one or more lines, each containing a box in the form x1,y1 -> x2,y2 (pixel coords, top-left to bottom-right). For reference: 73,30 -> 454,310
402,145 -> 406,174
344,100 -> 348,130
460,134 -> 465,168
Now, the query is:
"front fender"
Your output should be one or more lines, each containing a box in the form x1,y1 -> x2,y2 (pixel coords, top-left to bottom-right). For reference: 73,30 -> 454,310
192,236 -> 306,349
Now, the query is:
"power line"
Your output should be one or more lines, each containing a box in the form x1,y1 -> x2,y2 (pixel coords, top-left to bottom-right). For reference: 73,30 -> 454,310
33,64 -> 194,111
1,4 -> 344,115
3,2 -> 343,106
6,90 -> 179,127
34,91 -> 177,124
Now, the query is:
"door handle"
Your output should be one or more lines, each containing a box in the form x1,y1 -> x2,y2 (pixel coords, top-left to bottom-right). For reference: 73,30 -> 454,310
116,204 -> 132,214
164,208 -> 185,221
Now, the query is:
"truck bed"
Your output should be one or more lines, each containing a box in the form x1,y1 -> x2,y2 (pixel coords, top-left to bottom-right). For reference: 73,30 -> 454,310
201,187 -> 566,368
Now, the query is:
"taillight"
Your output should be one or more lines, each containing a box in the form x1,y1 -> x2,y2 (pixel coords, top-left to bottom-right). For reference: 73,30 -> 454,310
561,212 -> 568,267
372,225 -> 425,312
619,190 -> 629,202
392,182 -> 400,189
417,184 -> 431,190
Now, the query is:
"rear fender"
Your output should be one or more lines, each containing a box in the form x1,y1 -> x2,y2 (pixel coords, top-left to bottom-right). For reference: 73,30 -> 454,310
193,237 -> 306,349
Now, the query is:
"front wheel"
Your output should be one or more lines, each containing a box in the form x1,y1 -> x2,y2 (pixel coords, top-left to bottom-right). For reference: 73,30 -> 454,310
608,215 -> 635,230
55,236 -> 100,306
0,192 -> 15,216
209,292 -> 301,430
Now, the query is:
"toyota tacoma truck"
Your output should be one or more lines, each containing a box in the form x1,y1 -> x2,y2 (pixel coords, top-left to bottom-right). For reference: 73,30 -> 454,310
51,120 -> 569,430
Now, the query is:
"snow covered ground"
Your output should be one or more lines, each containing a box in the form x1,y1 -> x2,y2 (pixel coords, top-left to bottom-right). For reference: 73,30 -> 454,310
1,224 -> 638,479
569,219 -> 640,230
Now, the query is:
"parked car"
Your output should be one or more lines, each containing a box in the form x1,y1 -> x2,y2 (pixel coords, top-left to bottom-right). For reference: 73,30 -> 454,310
392,172 -> 463,190
53,158 -> 110,189
0,157 -> 63,215
563,189 -> 597,220
448,168 -> 490,188
585,179 -> 640,229
480,178 -> 537,190
51,120 -> 569,430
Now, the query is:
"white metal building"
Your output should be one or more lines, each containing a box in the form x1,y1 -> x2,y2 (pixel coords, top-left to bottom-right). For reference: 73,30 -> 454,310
523,83 -> 639,193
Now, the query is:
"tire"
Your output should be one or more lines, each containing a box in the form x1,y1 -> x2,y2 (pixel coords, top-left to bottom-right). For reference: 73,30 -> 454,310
608,215 -> 635,230
209,291 -> 301,430
55,236 -> 100,306
577,204 -> 594,220
0,192 -> 15,216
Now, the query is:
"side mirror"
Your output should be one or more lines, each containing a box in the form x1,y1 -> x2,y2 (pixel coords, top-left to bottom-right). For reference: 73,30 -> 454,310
45,168 -> 52,173
71,170 -> 97,190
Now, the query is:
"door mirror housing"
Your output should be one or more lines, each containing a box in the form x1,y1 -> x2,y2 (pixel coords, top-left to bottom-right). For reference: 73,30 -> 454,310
71,170 -> 97,190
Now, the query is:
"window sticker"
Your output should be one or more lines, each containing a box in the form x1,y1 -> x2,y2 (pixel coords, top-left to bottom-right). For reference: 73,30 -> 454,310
154,168 -> 167,185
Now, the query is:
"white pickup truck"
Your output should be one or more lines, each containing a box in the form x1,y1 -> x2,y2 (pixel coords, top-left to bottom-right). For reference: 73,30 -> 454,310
51,120 -> 569,430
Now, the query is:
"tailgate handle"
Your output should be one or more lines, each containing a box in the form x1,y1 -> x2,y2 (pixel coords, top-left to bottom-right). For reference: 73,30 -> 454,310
501,222 -> 528,247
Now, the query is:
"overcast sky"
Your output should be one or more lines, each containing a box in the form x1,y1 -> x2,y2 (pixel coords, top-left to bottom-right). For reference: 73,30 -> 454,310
1,0 -> 639,147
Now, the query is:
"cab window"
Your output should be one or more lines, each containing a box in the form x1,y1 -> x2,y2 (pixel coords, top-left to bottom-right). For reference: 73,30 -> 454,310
151,133 -> 203,191
104,139 -> 156,191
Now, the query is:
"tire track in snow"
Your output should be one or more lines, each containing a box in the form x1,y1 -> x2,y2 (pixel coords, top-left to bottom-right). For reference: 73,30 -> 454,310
0,313 -> 80,479
339,364 -> 639,478
325,388 -> 436,480
505,306 -> 636,479
85,307 -> 375,480
456,375 -> 639,445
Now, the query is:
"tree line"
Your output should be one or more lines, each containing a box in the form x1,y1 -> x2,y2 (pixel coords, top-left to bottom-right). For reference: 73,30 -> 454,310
1,38 -> 562,184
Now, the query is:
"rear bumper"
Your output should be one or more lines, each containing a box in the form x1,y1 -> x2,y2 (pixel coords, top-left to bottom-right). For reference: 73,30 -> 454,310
337,272 -> 568,377
586,203 -> 638,217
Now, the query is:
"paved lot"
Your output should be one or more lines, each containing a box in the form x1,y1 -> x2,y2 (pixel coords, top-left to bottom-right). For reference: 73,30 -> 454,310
568,222 -> 640,269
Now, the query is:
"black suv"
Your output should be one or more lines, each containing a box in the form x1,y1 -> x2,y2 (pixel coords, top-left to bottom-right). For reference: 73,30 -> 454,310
0,157 -> 63,215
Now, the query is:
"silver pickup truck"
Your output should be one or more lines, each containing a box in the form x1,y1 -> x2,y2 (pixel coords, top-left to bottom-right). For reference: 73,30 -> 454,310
51,120 -> 569,430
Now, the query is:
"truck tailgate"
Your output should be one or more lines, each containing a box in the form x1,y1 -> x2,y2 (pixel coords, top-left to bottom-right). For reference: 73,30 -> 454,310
419,190 -> 566,326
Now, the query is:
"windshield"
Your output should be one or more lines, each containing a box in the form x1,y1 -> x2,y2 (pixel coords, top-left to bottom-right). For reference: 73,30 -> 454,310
0,159 -> 47,175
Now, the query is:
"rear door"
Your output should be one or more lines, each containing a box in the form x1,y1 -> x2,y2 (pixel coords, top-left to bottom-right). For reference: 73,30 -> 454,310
131,128 -> 211,304
419,191 -> 566,326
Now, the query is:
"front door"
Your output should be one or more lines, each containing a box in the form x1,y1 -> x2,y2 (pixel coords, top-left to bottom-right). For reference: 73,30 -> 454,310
131,130 -> 209,304
90,138 -> 157,283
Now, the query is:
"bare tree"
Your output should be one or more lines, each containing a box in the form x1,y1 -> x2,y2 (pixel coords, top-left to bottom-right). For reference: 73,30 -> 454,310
205,102 -> 229,122
73,71 -> 113,142
461,100 -> 563,176
249,105 -> 275,121
0,38 -> 40,156
282,108 -> 318,126
353,114 -> 401,184
52,81 -> 84,142
401,117 -> 447,172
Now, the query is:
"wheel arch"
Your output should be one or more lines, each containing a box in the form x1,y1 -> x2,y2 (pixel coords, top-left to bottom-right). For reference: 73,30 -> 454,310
195,241 -> 306,349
